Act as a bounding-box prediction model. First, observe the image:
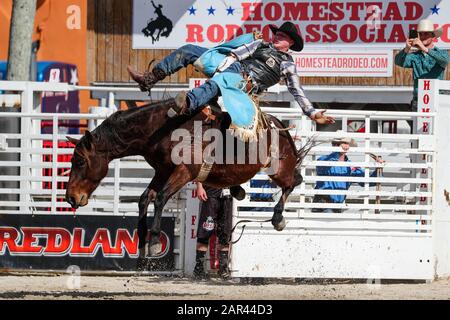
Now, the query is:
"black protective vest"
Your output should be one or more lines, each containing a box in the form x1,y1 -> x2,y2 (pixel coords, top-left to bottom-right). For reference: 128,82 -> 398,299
241,43 -> 293,92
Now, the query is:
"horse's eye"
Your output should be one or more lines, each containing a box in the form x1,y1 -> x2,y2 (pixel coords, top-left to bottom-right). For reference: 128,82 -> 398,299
74,158 -> 85,167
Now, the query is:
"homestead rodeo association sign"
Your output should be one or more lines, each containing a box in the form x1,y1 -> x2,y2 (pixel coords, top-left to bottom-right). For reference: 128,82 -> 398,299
132,0 -> 450,49
0,215 -> 175,271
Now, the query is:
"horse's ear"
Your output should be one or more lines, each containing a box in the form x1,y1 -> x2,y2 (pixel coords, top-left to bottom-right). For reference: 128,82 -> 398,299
84,130 -> 94,150
66,136 -> 80,146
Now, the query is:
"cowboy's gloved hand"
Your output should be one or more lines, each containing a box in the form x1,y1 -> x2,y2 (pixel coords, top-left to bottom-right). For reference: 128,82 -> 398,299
253,31 -> 263,40
215,54 -> 237,74
311,110 -> 335,125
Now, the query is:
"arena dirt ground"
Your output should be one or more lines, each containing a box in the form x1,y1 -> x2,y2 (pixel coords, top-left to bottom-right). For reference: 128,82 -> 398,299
0,273 -> 449,300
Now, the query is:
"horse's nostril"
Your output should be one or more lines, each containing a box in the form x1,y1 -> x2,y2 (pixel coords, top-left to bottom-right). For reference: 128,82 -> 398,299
68,196 -> 77,208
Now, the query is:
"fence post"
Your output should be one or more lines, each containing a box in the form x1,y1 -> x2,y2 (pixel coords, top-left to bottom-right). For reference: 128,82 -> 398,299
50,114 -> 59,213
113,159 -> 120,216
19,82 -> 34,212
428,79 -> 450,279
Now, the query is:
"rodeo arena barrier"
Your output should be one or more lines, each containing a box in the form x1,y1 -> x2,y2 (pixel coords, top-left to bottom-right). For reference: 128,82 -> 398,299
0,79 -> 449,281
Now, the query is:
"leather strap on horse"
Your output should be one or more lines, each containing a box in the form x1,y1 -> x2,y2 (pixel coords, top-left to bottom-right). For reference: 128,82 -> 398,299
196,161 -> 214,182
229,218 -> 273,244
193,107 -> 218,182
201,106 -> 216,121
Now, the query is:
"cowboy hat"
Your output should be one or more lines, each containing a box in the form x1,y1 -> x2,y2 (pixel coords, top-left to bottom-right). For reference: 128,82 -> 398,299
417,19 -> 443,38
269,22 -> 304,52
331,131 -> 357,147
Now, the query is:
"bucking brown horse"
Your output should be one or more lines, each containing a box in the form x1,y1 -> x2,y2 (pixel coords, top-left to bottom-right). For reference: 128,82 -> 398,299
65,99 -> 311,260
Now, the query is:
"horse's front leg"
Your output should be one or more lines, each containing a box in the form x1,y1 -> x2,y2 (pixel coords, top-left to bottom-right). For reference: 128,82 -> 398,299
270,167 -> 303,231
149,165 -> 194,256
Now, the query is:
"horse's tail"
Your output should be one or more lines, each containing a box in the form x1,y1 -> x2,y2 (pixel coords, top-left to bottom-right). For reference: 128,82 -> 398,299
296,135 -> 318,168
265,114 -> 317,168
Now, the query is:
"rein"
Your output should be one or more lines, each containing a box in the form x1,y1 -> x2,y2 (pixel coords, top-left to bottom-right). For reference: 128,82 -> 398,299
229,218 -> 273,244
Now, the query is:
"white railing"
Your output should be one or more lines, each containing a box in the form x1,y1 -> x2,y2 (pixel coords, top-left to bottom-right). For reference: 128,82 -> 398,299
1,80 -> 449,280
230,79 -> 450,280
0,112 -> 187,215
0,81 -> 187,273
235,109 -> 434,218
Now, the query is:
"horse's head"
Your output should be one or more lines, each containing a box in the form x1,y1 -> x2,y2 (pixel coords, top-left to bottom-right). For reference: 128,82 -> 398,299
65,131 -> 109,209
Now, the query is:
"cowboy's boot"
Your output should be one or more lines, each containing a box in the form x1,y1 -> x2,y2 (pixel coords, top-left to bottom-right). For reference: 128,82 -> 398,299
230,185 -> 246,201
193,250 -> 209,280
167,91 -> 190,118
127,65 -> 166,92
218,251 -> 231,280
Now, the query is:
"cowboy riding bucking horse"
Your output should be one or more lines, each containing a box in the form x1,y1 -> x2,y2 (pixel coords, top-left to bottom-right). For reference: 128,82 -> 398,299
128,22 -> 335,128
66,22 -> 336,267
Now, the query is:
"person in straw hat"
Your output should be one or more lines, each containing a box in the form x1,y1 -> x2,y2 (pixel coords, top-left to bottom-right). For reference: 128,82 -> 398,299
312,131 -> 384,213
395,19 -> 448,114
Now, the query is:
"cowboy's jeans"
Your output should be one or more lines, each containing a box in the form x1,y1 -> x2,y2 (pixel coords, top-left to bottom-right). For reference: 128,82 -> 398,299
187,62 -> 242,110
155,44 -> 242,110
156,44 -> 208,75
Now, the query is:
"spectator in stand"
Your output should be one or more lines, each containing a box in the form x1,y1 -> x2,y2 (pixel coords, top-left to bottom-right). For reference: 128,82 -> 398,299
395,19 -> 448,130
312,134 -> 384,213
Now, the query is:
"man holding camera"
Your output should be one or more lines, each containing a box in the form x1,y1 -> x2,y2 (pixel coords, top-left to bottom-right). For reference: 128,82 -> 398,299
395,19 -> 448,115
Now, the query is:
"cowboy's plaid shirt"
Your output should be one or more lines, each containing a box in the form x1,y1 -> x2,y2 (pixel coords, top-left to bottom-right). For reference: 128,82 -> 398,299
232,39 -> 318,118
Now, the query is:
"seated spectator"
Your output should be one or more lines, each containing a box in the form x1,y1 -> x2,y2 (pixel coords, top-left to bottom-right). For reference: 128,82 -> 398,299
238,172 -> 277,212
312,135 -> 385,213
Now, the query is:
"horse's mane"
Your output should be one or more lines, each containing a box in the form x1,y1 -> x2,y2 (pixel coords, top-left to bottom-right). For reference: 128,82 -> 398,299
267,114 -> 316,167
90,100 -> 170,155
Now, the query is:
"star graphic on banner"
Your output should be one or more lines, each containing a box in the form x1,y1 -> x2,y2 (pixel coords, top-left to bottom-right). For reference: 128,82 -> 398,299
430,5 -> 440,15
226,6 -> 235,15
187,6 -> 197,15
207,6 -> 216,15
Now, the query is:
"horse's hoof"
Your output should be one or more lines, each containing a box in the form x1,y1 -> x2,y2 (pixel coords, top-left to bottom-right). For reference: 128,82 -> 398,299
148,242 -> 162,257
230,185 -> 246,201
274,217 -> 286,231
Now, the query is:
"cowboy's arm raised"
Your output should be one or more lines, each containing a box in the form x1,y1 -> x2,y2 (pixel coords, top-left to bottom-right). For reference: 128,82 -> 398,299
281,61 -> 335,124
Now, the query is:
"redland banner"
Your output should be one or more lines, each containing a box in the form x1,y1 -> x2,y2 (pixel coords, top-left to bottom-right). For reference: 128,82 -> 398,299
0,215 -> 175,271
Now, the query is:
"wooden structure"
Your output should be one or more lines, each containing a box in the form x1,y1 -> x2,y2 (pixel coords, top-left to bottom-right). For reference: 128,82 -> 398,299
87,0 -> 450,87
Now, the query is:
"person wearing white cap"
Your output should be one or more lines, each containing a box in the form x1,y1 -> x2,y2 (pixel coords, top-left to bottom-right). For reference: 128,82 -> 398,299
395,19 -> 449,112
312,132 -> 384,213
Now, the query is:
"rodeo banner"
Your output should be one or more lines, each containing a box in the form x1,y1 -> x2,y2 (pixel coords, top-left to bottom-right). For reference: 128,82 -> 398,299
0,215 -> 175,272
132,0 -> 450,49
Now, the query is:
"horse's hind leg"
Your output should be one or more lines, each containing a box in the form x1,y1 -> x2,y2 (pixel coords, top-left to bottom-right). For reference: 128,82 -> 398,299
149,165 -> 194,256
270,184 -> 295,231
137,174 -> 167,261
269,165 -> 303,231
